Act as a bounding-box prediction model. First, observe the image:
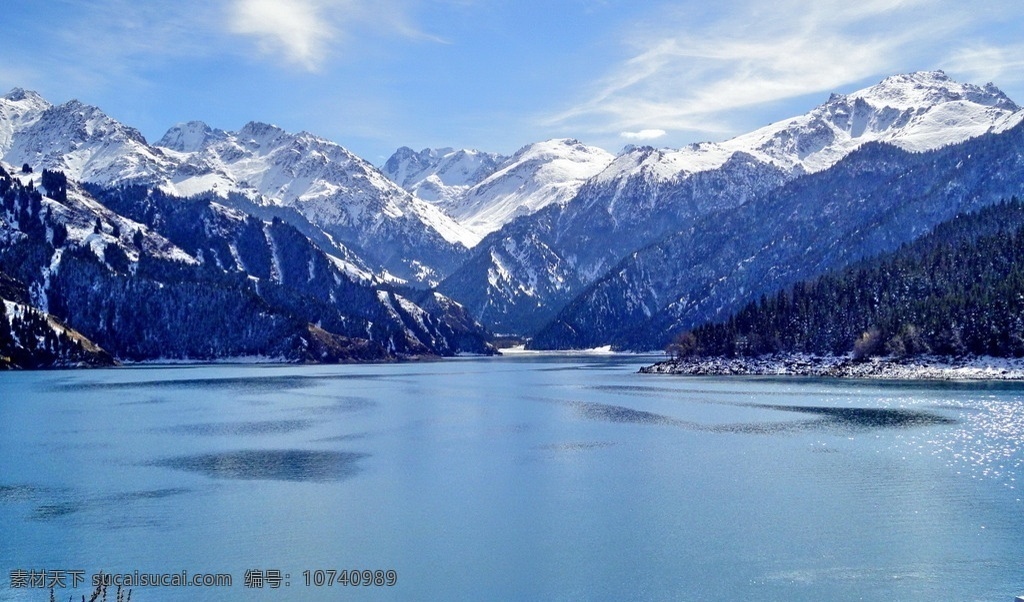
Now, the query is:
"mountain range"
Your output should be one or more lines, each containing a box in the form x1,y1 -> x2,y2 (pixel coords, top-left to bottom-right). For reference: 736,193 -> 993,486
2,70 -> 1023,365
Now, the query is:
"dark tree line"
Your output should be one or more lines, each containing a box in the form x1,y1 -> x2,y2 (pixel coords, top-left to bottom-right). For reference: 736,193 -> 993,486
669,198 -> 1024,359
0,291 -> 115,368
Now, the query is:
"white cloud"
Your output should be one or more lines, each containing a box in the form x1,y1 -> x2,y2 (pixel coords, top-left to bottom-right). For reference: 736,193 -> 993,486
229,0 -> 337,71
226,0 -> 445,71
545,0 -> 1020,141
620,129 -> 666,140
943,44 -> 1024,89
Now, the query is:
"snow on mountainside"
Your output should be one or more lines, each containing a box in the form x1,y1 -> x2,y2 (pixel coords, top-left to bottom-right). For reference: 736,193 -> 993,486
593,71 -> 1020,188
0,89 -> 49,154
381,146 -> 505,205
0,162 -> 495,362
446,139 -> 614,242
385,139 -> 614,245
0,91 -> 476,284
1,93 -> 175,186
155,121 -> 477,282
438,71 -> 1024,338
156,120 -> 230,154
532,119 -> 1024,351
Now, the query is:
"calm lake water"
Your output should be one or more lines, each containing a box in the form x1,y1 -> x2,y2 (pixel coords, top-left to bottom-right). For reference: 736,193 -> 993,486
1,354 -> 1022,601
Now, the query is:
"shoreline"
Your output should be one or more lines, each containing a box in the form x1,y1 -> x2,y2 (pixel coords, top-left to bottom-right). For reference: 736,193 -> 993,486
639,353 -> 1024,381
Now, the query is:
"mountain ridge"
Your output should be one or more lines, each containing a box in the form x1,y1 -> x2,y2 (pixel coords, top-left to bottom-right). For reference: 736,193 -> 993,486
437,71 -> 1024,339
3,70 -> 1023,360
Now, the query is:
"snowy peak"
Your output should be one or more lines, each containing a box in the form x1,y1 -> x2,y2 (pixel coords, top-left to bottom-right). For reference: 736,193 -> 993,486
449,139 -> 613,238
383,140 -> 617,241
235,121 -> 292,152
593,71 -> 1022,187
0,88 -> 51,154
157,121 -> 228,153
382,146 -> 505,204
152,119 -> 477,280
744,71 -> 1021,169
2,98 -> 172,185
0,91 -> 472,283
41,99 -> 149,146
849,70 -> 1017,111
1,88 -> 51,116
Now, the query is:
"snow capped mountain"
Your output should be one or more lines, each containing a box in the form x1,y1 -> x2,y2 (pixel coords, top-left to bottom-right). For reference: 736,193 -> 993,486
4,70 -> 1024,354
383,139 -> 613,244
445,139 -> 614,242
0,88 -> 50,154
439,71 -> 1024,337
381,146 -> 504,205
154,121 -> 477,282
0,92 -> 477,284
532,119 -> 1024,351
3,97 -> 175,186
0,162 -> 495,362
157,120 -> 230,154
593,70 -> 1020,190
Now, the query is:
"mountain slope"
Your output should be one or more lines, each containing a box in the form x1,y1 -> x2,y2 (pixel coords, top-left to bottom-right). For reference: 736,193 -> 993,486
0,90 -> 473,285
155,121 -> 475,284
0,270 -> 115,369
442,139 -> 614,242
532,120 -> 1024,350
381,146 -> 505,205
384,139 -> 614,244
0,162 -> 494,362
663,199 -> 1024,359
440,71 -> 1023,338
439,152 -> 788,334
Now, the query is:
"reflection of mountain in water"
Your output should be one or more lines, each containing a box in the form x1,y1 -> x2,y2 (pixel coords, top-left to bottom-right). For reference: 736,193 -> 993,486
569,400 -> 955,435
153,450 -> 369,482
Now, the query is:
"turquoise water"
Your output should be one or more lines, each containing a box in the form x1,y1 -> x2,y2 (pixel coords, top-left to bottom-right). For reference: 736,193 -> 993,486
1,355 -> 1022,601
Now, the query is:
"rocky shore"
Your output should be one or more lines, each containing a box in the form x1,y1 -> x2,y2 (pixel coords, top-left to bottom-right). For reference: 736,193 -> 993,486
639,353 -> 1024,381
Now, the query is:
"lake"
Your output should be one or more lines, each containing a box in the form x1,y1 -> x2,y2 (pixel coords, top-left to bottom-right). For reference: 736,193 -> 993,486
1,354 -> 1022,601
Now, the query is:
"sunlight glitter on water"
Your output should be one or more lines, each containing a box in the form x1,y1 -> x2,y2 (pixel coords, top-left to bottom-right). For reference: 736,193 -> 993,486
915,396 -> 1024,495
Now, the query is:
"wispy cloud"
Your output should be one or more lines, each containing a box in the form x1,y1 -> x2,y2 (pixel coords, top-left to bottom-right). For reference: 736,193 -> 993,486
944,44 -> 1024,89
544,0 -> 1019,141
30,1 -> 223,95
227,0 -> 445,71
229,0 -> 337,71
620,129 -> 666,140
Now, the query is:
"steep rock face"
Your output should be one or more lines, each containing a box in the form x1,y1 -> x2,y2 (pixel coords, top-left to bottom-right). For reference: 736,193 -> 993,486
154,121 -> 475,284
532,120 -> 1024,350
0,163 -> 494,363
440,72 -> 1023,339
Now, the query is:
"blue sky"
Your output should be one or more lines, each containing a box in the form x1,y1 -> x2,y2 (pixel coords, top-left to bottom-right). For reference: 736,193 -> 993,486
2,0 -> 1023,162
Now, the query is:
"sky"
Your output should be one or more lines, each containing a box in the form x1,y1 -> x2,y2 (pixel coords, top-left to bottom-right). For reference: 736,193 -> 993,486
1,0 -> 1023,163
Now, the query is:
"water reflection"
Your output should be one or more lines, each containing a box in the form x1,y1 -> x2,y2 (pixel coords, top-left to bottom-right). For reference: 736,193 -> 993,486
538,441 -> 617,452
152,450 -> 368,482
0,484 -> 47,502
750,404 -> 957,429
568,400 -> 956,434
163,420 -> 314,437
